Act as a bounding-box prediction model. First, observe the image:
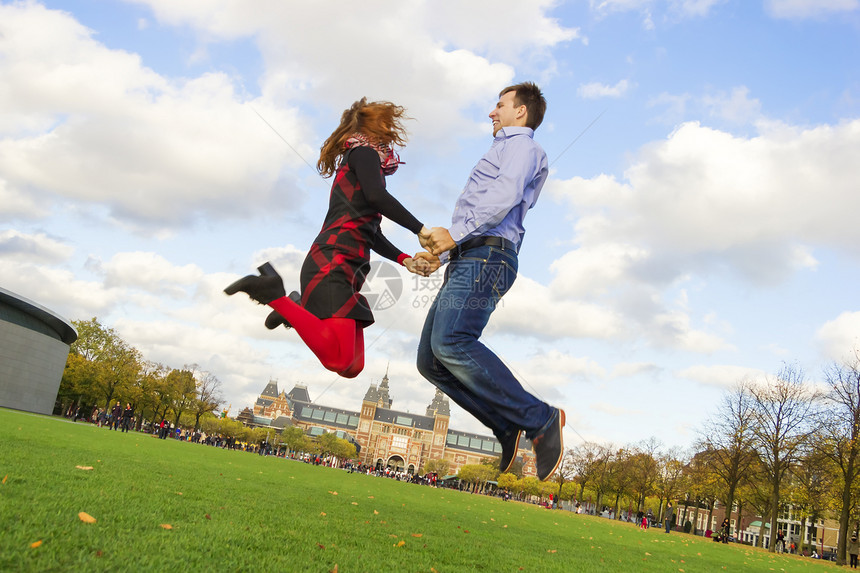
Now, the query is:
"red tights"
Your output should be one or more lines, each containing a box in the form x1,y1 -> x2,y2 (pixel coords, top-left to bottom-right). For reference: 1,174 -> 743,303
267,296 -> 365,378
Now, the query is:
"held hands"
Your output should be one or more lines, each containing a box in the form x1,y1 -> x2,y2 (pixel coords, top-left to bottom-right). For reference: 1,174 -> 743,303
404,252 -> 441,277
418,226 -> 456,256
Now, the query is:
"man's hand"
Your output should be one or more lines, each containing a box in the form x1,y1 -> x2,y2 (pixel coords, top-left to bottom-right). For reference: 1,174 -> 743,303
412,251 -> 441,275
425,227 -> 456,256
418,226 -> 433,251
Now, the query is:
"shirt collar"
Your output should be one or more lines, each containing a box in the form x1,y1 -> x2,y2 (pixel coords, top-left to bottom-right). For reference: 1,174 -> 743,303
495,126 -> 535,140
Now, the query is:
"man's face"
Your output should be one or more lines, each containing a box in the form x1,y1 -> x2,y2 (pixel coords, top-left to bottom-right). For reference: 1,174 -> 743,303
489,90 -> 525,136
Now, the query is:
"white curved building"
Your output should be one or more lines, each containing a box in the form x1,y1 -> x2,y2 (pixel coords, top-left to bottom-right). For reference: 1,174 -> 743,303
0,286 -> 77,414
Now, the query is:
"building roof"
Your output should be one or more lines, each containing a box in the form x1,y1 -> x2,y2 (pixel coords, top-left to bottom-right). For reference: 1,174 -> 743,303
0,286 -> 77,345
446,429 -> 503,456
260,380 -> 279,398
373,408 -> 435,431
288,384 -> 311,403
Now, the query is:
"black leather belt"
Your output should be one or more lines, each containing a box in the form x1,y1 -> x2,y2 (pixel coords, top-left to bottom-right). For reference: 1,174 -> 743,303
450,236 -> 517,260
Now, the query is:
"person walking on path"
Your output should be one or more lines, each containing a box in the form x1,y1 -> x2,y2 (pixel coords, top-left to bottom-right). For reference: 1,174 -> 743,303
848,534 -> 859,568
418,82 -> 564,482
665,502 -> 674,533
110,401 -> 122,431
225,98 -> 435,378
121,403 -> 133,433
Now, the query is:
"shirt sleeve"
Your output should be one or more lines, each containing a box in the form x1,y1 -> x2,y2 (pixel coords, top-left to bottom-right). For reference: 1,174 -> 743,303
447,137 -> 542,242
349,146 -> 424,234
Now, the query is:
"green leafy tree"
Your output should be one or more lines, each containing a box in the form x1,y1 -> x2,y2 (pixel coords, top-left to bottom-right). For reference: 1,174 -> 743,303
497,472 -> 518,491
423,458 -> 450,476
64,318 -> 142,411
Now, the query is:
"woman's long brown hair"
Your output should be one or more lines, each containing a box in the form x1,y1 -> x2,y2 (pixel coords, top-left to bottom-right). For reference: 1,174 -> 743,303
317,98 -> 409,178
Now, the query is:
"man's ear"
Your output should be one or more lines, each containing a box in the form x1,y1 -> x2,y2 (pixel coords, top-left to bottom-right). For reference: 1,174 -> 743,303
516,105 -> 527,123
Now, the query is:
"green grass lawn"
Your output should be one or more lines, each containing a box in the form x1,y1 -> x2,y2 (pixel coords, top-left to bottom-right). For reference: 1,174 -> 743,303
0,408 -> 844,572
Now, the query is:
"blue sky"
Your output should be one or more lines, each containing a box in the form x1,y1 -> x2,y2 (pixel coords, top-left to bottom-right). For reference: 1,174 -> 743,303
2,0 -> 859,451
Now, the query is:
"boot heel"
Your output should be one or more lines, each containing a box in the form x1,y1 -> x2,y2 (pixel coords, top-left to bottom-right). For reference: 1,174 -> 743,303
258,262 -> 278,276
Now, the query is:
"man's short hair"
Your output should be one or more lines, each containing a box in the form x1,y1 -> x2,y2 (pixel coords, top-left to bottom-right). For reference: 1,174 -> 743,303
500,82 -> 546,131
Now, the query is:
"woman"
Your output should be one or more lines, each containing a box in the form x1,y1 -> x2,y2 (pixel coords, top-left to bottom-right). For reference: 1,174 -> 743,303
848,534 -> 859,568
226,98 -> 434,378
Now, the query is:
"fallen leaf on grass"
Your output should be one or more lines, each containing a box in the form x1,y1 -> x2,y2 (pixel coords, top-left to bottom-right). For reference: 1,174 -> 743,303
160,524 -> 173,529
205,514 -> 211,520
329,566 -> 338,573
30,540 -> 42,549
395,540 -> 406,547
175,492 -> 182,495
374,510 -> 379,515
75,466 -> 94,471
351,502 -> 358,506
547,549 -> 557,553
320,512 -> 327,516
78,512 -> 96,524
2,475 -> 6,484
317,543 -> 325,550
411,534 -> 423,538
329,491 -> 338,496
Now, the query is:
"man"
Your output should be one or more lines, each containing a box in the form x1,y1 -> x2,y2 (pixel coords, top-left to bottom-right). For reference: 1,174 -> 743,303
417,82 -> 564,481
665,502 -> 674,533
110,401 -> 122,431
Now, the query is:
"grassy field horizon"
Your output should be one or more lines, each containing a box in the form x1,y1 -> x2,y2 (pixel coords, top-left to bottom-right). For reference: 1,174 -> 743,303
0,407 -> 844,572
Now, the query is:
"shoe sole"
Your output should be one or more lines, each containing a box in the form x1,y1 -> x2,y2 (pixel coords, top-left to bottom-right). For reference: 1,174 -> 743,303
539,409 -> 565,482
500,430 -> 523,474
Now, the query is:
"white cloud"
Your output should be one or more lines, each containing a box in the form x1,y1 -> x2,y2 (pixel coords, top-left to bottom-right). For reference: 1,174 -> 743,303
0,230 -> 73,263
550,119 -> 860,285
676,364 -> 768,389
590,0 -> 725,24
578,79 -> 632,99
0,3 -> 312,232
702,86 -> 762,124
765,0 -> 860,19
816,311 -> 860,361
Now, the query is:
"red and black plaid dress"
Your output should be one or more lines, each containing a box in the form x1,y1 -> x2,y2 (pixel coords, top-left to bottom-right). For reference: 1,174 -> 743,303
299,146 -> 423,327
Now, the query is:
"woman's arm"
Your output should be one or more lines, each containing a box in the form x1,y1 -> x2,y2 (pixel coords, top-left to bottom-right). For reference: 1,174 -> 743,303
349,146 -> 425,234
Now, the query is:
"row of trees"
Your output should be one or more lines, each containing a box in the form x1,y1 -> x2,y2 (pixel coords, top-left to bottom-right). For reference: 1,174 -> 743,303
542,355 -> 860,565
59,318 -> 225,431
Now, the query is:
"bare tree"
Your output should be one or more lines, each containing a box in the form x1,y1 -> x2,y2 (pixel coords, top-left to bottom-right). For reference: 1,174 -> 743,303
748,364 -> 819,553
192,368 -> 225,430
628,437 -> 662,513
696,380 -> 758,538
567,441 -> 606,504
655,448 -> 688,524
817,350 -> 860,564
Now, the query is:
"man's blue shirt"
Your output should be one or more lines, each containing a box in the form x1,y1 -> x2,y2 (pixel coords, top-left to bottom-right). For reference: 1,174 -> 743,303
448,126 -> 548,251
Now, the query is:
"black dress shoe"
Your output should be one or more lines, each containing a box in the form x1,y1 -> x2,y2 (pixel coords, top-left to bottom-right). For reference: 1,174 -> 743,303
224,262 -> 286,305
533,408 -> 565,481
499,429 -> 523,473
264,291 -> 302,329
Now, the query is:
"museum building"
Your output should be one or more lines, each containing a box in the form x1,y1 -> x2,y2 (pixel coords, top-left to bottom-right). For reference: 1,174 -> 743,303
0,286 -> 77,415
242,371 -> 537,477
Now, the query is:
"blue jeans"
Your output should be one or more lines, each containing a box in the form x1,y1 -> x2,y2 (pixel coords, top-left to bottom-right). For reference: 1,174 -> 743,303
416,244 -> 553,442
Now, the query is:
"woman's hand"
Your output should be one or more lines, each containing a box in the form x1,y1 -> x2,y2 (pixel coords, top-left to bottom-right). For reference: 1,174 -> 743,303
404,252 -> 441,277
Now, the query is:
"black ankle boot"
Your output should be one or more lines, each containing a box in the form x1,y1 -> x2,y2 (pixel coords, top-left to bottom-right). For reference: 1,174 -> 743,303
224,262 -> 286,305
265,291 -> 301,329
